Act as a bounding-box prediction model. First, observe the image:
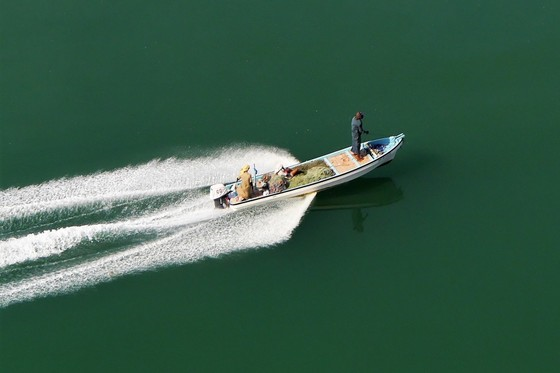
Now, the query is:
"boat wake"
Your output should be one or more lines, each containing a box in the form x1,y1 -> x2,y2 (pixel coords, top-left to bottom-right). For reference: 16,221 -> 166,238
0,146 -> 314,308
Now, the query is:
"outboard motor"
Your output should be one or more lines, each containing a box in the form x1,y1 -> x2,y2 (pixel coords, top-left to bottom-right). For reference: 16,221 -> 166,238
210,184 -> 230,209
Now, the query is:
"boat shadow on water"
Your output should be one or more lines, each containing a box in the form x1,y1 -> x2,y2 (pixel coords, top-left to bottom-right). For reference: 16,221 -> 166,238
310,177 -> 404,232
311,177 -> 403,211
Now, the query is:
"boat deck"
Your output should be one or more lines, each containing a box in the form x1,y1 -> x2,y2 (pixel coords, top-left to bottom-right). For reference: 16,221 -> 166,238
224,134 -> 404,208
326,151 -> 372,174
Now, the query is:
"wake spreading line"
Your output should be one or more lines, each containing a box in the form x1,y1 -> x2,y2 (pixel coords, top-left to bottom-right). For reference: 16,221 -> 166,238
0,146 -> 313,308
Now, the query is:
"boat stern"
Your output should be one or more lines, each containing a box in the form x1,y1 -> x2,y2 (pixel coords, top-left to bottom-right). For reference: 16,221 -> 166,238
210,183 -> 231,209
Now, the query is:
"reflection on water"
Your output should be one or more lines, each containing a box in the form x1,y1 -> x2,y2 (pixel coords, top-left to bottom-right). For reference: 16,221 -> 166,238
311,178 -> 403,211
311,178 -> 403,234
352,208 -> 368,233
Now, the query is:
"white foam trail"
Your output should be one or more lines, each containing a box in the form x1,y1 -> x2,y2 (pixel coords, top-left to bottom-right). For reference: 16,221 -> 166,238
0,146 -> 295,221
0,146 -> 314,308
0,193 -> 220,268
0,194 -> 315,308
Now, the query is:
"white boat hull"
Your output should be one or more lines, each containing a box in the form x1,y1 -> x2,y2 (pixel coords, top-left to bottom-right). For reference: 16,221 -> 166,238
215,133 -> 405,210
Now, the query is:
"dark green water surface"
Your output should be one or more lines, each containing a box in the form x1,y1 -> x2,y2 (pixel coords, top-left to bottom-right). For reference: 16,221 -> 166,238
1,1 -> 559,372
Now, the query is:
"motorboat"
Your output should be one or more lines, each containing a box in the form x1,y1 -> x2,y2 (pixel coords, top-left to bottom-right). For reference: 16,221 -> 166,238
210,133 -> 405,210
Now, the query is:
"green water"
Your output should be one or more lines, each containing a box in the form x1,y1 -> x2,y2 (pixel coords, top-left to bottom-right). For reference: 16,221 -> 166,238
1,1 -> 559,372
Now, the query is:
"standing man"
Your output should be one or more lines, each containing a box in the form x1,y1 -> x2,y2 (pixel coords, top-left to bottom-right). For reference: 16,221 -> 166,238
351,112 -> 369,158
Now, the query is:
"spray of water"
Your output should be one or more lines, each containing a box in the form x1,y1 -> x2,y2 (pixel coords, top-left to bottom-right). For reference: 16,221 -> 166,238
0,146 -> 315,308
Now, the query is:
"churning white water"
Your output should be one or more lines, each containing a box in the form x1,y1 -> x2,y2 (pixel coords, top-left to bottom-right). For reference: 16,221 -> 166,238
0,146 -> 315,307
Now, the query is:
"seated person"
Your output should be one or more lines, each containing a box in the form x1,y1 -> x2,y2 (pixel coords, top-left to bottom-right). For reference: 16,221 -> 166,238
258,175 -> 271,196
236,164 -> 253,200
274,163 -> 302,178
266,164 -> 286,193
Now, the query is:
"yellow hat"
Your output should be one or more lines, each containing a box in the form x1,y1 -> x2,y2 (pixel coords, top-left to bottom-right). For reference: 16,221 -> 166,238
241,164 -> 250,172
